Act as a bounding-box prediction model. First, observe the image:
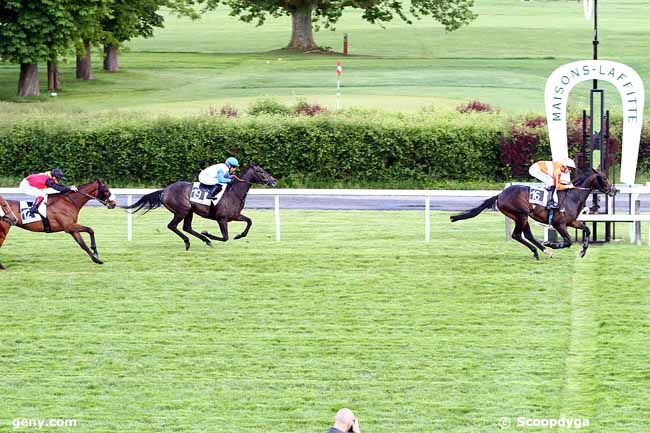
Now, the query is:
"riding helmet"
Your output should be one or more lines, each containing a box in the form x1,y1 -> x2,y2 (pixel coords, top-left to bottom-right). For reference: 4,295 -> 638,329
225,157 -> 240,168
51,168 -> 66,180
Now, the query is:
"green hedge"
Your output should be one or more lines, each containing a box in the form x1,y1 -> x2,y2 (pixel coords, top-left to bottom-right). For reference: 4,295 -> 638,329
0,112 -> 510,186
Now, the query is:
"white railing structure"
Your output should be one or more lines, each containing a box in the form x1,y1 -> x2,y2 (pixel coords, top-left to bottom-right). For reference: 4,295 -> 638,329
0,187 -> 498,242
1,186 -> 648,244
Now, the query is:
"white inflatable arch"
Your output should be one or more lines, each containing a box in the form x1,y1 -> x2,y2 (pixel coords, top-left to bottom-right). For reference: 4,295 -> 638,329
544,60 -> 644,184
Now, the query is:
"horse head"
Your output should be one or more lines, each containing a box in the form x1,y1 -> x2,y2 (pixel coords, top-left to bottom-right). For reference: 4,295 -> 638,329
79,179 -> 117,209
0,197 -> 18,226
245,164 -> 277,187
587,169 -> 616,196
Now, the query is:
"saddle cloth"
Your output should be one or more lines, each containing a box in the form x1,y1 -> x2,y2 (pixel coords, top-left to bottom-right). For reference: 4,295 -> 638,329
19,200 -> 47,224
529,187 -> 550,206
0,206 -> 4,218
190,182 -> 225,206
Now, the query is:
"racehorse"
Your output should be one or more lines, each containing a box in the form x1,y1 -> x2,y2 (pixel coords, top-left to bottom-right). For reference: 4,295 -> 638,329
0,196 -> 18,227
0,179 -> 117,268
450,170 -> 615,259
125,164 -> 277,249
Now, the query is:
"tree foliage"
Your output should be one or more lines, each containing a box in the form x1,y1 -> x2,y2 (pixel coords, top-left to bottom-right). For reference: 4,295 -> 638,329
204,0 -> 477,32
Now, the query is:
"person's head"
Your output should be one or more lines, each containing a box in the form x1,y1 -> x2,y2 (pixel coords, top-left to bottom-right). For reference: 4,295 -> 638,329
561,157 -> 576,173
334,408 -> 357,433
225,157 -> 239,173
51,168 -> 66,183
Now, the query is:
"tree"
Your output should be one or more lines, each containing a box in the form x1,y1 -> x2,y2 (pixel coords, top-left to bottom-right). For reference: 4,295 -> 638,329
0,0 -> 77,96
203,0 -> 477,52
0,0 -> 111,96
101,0 -> 197,72
74,0 -> 112,80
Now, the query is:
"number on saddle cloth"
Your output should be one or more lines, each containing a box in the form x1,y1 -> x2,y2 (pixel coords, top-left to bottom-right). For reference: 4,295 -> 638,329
19,200 -> 46,224
528,187 -> 550,206
190,182 -> 225,206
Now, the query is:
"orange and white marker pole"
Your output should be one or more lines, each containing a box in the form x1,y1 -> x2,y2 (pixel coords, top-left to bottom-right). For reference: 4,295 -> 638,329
336,60 -> 342,110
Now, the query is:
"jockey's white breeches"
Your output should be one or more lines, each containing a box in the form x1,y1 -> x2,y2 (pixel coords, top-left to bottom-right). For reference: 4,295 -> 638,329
198,171 -> 218,186
19,179 -> 57,200
528,165 -> 554,188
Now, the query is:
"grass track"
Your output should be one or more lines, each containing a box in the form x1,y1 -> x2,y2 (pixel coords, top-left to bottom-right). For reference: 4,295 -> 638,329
0,209 -> 648,432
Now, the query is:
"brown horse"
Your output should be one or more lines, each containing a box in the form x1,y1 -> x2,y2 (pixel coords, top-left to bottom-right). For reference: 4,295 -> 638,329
125,164 -> 277,249
0,179 -> 116,269
450,170 -> 615,259
0,195 -> 18,227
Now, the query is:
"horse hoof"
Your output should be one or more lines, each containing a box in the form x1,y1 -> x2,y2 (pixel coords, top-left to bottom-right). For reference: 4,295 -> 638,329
579,250 -> 586,258
0,262 -> 5,270
205,241 -> 212,248
543,249 -> 554,259
91,255 -> 104,265
234,234 -> 243,240
185,242 -> 191,251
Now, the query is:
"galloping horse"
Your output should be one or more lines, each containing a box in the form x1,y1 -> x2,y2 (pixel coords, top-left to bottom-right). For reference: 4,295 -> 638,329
0,196 -> 18,227
450,170 -> 615,259
125,164 -> 277,249
0,179 -> 117,268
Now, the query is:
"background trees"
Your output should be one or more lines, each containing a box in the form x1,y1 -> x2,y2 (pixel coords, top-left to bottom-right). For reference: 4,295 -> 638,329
203,0 -> 477,51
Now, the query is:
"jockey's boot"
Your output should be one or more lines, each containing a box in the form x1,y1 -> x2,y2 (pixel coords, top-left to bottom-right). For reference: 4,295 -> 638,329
28,196 -> 44,217
207,184 -> 222,199
547,186 -> 558,209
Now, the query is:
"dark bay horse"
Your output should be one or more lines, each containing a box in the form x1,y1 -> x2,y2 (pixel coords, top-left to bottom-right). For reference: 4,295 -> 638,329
450,170 -> 615,259
0,179 -> 117,268
125,164 -> 277,249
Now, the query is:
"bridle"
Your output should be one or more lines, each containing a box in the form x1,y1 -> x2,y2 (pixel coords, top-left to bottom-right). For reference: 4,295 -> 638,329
0,199 -> 18,225
76,183 -> 114,207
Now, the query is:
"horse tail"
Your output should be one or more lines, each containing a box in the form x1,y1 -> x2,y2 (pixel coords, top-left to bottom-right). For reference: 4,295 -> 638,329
123,190 -> 164,214
450,195 -> 498,222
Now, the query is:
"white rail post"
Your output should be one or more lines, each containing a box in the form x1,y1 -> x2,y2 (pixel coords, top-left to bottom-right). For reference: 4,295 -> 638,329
127,194 -> 133,241
274,194 -> 281,241
629,193 -> 638,243
425,195 -> 430,242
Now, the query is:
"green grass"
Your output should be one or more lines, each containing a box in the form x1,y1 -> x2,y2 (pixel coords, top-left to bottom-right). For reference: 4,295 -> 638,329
1,0 -> 650,116
0,208 -> 649,432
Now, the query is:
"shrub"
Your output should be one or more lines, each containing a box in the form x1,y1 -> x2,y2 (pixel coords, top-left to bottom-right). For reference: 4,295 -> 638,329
248,98 -> 291,116
293,100 -> 327,116
457,100 -> 497,114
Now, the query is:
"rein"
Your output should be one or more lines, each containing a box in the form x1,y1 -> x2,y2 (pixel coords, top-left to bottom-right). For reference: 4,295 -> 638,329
77,190 -> 111,207
0,200 -> 18,224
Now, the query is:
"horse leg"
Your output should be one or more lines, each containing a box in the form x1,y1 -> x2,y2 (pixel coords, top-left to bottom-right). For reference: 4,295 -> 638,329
202,218 -> 229,242
568,220 -> 591,257
168,213 -> 191,250
233,215 -> 252,240
523,223 -> 554,258
545,224 -> 574,250
182,212 -> 212,248
69,231 -> 103,265
0,225 -> 8,269
67,223 -> 99,256
511,215 -> 540,260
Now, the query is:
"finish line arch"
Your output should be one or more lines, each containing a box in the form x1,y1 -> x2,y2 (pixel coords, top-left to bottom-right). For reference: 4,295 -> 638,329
544,60 -> 644,184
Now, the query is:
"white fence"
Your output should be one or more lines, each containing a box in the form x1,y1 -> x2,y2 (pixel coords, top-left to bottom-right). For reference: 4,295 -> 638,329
0,188 -> 498,242
1,186 -> 649,244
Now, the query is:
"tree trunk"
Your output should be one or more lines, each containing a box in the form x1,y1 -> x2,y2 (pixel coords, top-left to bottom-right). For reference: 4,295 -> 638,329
17,63 -> 39,97
76,40 -> 93,80
288,4 -> 318,51
47,60 -> 61,91
103,43 -> 119,72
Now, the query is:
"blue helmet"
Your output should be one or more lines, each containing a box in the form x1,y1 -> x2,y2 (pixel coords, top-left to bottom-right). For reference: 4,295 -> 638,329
225,157 -> 239,168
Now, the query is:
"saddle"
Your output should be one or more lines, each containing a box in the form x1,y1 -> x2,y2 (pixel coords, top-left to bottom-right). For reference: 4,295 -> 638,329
19,201 -> 52,232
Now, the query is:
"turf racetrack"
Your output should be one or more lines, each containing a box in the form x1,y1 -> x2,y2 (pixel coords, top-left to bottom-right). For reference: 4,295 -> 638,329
1,209 -> 649,432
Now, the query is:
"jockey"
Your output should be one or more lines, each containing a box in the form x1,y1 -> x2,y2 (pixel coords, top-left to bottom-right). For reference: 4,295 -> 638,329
19,168 -> 78,217
198,157 -> 240,199
528,157 -> 576,209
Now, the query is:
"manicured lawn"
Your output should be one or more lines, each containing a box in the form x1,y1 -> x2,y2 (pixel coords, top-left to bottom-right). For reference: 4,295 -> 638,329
1,0 -> 649,116
0,208 -> 648,432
